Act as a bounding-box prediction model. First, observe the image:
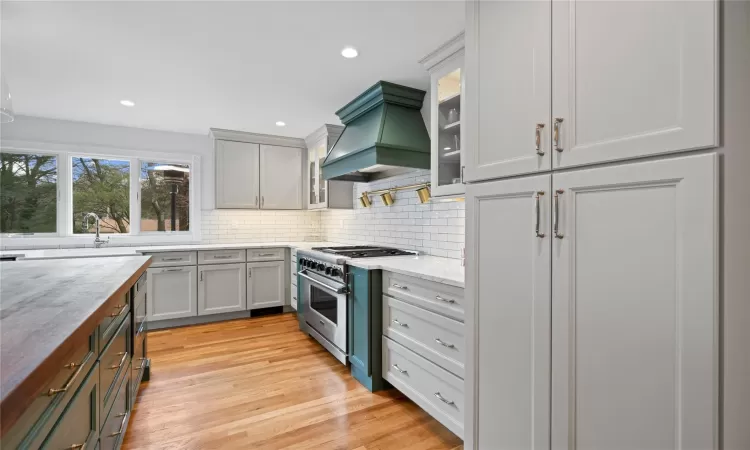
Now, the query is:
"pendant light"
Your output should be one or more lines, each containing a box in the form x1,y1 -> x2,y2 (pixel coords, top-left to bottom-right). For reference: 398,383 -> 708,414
1,74 -> 15,124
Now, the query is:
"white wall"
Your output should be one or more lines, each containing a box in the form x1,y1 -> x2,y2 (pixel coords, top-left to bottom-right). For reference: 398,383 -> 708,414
718,2 -> 750,448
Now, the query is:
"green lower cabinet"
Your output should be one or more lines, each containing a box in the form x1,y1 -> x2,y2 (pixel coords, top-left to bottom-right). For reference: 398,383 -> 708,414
99,365 -> 131,450
41,362 -> 100,450
347,267 -> 385,391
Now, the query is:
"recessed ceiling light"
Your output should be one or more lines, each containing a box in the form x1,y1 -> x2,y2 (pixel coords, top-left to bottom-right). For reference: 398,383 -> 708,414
341,47 -> 358,59
275,121 -> 286,127
120,100 -> 135,107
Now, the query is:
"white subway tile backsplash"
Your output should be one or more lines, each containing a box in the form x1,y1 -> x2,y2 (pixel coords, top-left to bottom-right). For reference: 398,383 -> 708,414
200,209 -> 321,244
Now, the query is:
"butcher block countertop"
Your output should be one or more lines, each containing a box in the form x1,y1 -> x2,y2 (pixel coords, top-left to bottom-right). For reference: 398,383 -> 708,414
0,256 -> 151,435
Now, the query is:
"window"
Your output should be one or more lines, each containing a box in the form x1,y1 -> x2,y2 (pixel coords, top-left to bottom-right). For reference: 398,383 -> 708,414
140,162 -> 190,232
0,153 -> 57,233
72,157 -> 130,234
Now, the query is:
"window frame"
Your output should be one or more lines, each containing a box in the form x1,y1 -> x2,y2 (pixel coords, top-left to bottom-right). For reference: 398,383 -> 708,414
0,142 -> 201,246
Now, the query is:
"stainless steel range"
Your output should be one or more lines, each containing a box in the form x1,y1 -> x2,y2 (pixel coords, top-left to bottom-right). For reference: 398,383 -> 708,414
297,246 -> 417,364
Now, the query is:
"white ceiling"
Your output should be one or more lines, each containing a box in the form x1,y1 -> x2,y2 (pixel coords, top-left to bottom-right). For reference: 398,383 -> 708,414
1,1 -> 464,138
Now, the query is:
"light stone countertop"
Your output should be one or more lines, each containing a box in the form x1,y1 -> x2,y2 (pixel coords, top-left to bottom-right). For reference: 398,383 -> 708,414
347,254 -> 465,288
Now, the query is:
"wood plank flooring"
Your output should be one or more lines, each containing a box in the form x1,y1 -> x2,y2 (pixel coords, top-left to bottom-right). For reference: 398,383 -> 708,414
122,313 -> 463,450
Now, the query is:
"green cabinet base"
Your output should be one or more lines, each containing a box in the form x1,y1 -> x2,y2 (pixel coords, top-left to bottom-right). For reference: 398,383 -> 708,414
347,267 -> 385,392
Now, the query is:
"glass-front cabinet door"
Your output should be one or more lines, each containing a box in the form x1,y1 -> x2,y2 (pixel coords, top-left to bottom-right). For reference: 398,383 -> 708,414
308,136 -> 327,209
423,35 -> 465,198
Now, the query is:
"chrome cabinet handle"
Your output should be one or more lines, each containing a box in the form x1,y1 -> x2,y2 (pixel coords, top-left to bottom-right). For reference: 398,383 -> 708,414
535,191 -> 546,238
165,268 -> 184,272
554,189 -> 564,239
257,253 -> 275,257
109,352 -> 128,370
46,361 -> 86,396
261,196 -> 264,207
434,392 -> 455,406
392,364 -> 408,374
392,283 -> 408,290
255,196 -> 259,206
108,413 -> 128,437
435,338 -> 455,349
392,319 -> 408,327
535,123 -> 545,156
213,255 -> 233,259
435,295 -> 456,304
319,320 -> 325,325
248,268 -> 252,278
162,257 -> 184,262
554,118 -> 564,152
200,270 -> 203,282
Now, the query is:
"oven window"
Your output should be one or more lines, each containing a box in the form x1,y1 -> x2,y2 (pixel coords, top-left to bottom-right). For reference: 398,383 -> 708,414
310,285 -> 338,324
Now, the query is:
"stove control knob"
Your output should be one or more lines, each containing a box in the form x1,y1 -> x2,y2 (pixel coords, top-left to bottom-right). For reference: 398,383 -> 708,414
330,268 -> 340,277
325,266 -> 332,275
299,258 -> 306,267
317,263 -> 325,271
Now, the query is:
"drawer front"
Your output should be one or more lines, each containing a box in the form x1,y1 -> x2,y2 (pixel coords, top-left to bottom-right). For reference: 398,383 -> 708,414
247,248 -> 284,261
133,272 -> 147,309
144,251 -> 197,267
98,292 -> 130,346
41,363 -> 100,450
100,316 -> 131,420
382,337 -> 464,438
383,295 -> 465,378
383,272 -> 465,322
100,369 -> 130,450
198,249 -> 246,264
5,332 -> 97,449
134,295 -> 146,340
131,331 -> 147,403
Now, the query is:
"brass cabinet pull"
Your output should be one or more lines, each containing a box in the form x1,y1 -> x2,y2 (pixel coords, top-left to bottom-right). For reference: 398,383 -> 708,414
392,364 -> 408,374
435,338 -> 456,349
109,304 -> 127,318
108,413 -> 128,437
535,191 -> 546,238
109,352 -> 128,370
535,123 -> 545,156
554,118 -> 564,152
435,295 -> 456,304
392,283 -> 408,290
434,392 -> 455,406
554,189 -> 564,239
69,443 -> 86,449
392,319 -> 408,328
46,360 -> 86,396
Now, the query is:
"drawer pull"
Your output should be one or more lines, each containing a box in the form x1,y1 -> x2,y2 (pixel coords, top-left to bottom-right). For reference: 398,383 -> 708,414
162,257 -> 184,262
435,295 -> 456,304
165,268 -> 184,272
434,392 -> 455,406
392,364 -> 408,374
393,283 -> 408,290
319,320 -> 325,326
108,413 -> 128,437
257,252 -> 276,257
392,319 -> 408,328
213,255 -> 233,259
109,304 -> 128,318
109,352 -> 128,370
69,443 -> 86,449
435,338 -> 456,349
46,361 -> 86,396
293,272 -> 297,276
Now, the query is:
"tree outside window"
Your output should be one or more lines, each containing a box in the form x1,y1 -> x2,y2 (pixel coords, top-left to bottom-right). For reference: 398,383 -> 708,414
72,157 -> 130,233
0,152 -> 57,233
140,162 -> 190,232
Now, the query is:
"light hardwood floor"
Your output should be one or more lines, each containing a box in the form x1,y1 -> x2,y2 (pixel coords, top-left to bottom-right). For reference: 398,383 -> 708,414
122,313 -> 463,449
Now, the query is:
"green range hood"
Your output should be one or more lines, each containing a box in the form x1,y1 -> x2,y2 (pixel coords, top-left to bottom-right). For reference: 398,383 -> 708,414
321,81 -> 431,182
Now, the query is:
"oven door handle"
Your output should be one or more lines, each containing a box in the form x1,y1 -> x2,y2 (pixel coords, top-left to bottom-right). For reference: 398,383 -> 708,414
299,270 -> 348,294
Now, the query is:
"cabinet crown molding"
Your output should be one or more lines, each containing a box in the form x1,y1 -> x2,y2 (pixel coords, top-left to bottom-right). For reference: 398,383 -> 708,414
419,32 -> 465,71
304,124 -> 344,149
209,128 -> 306,148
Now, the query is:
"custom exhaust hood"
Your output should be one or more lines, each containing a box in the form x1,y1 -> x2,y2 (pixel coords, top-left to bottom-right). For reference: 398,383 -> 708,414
321,81 -> 431,182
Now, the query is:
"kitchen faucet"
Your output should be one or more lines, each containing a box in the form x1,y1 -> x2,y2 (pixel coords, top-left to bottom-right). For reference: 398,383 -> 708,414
83,212 -> 110,248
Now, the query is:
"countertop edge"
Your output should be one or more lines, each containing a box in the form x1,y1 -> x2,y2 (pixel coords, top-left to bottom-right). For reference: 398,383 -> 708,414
346,261 -> 465,288
0,256 -> 152,437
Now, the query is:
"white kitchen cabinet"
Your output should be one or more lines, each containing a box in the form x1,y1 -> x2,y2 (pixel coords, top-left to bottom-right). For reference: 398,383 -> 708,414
464,174 -> 551,450
465,154 -> 718,450
304,125 -> 353,210
146,266 -> 198,321
464,0 -> 718,180
215,140 -> 260,208
464,0 -> 551,182
197,263 -> 247,315
259,144 -> 302,210
421,33 -> 466,197
247,260 -> 285,310
552,0 -> 718,169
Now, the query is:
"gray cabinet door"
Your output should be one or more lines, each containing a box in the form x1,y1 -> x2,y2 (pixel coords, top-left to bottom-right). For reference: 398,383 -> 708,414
259,145 -> 302,210
198,263 -> 247,315
216,140 -> 260,209
146,266 -> 198,321
247,261 -> 284,309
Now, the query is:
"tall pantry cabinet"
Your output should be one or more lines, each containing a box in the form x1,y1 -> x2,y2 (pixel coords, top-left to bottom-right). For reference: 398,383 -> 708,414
463,1 -> 720,449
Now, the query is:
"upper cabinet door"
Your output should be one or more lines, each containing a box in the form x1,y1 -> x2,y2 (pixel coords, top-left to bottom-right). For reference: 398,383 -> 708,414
259,145 -> 302,210
552,0 -> 718,169
464,0 -> 551,183
551,154 -> 718,450
308,137 -> 327,210
215,140 -> 260,209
